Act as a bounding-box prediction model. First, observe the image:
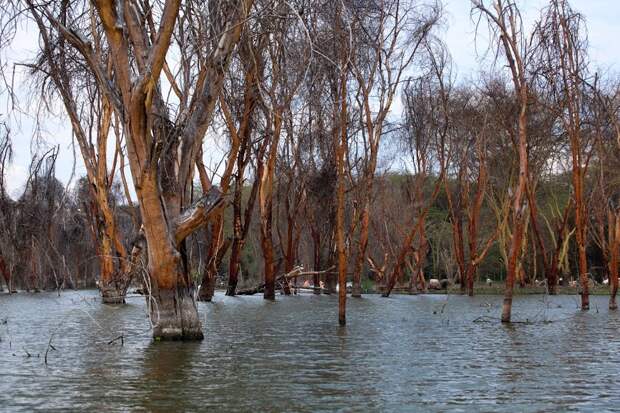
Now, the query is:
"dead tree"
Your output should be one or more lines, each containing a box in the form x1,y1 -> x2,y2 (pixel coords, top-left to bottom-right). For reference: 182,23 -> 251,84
0,123 -> 15,292
257,3 -> 310,301
4,0 -> 254,339
444,91 -> 499,296
537,0 -> 594,309
383,39 -> 449,298
348,0 -> 440,297
473,0 -> 534,322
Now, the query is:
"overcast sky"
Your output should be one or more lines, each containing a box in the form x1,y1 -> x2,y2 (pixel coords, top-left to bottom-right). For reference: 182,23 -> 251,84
1,0 -> 619,198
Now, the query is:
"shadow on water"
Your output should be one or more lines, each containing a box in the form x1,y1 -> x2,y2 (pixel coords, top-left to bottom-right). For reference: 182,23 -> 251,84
138,341 -> 202,412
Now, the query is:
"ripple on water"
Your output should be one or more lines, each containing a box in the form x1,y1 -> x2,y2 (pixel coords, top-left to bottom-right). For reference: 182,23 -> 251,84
1,291 -> 620,412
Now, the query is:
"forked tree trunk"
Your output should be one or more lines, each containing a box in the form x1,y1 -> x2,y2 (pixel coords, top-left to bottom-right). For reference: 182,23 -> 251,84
139,178 -> 223,340
384,179 -> 443,297
23,0 -> 249,341
144,187 -> 203,339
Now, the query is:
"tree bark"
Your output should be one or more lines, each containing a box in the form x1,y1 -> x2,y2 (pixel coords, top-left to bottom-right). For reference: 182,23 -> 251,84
0,255 -> 14,293
609,211 -> 619,310
501,105 -> 528,323
352,206 -> 368,297
198,216 -> 224,302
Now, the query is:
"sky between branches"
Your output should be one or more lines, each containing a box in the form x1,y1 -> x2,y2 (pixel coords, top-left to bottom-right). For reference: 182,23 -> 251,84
1,0 -> 618,198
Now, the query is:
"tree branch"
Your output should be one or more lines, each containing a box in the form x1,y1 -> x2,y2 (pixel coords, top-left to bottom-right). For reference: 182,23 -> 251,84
174,186 -> 226,246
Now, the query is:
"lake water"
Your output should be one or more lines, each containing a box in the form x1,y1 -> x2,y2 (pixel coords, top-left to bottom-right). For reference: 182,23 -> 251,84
1,290 -> 619,412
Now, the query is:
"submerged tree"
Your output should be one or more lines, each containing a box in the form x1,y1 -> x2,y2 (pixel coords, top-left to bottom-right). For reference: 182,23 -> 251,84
0,122 -> 14,292
537,0 -> 593,309
348,0 -> 441,298
1,0 -> 258,339
473,0 -> 535,322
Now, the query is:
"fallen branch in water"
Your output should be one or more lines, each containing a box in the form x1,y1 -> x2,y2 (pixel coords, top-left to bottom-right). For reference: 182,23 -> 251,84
107,335 -> 124,346
44,336 -> 56,365
473,315 -> 499,323
237,266 -> 335,296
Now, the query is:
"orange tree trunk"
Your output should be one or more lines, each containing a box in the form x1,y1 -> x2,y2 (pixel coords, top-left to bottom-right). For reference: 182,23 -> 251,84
466,264 -> 477,297
99,233 -> 125,304
501,108 -> 528,323
139,176 -> 215,340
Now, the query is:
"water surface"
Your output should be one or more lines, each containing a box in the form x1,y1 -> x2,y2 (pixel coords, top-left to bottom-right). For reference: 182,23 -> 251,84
1,290 -> 619,412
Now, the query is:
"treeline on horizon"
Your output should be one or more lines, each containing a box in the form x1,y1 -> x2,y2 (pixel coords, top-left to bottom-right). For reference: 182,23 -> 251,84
0,166 -> 609,292
0,0 -> 619,339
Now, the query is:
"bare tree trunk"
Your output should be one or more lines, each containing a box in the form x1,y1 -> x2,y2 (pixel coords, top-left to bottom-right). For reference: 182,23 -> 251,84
336,79 -> 347,326
261,220 -> 276,300
384,180 -> 443,297
0,255 -> 14,293
572,163 -> 589,310
609,211 -> 619,310
198,216 -> 224,302
99,234 -> 126,304
311,228 -> 322,294
466,264 -> 477,297
352,206 -> 368,297
227,220 -> 243,296
259,114 -> 282,301
501,106 -> 528,323
140,176 -> 205,340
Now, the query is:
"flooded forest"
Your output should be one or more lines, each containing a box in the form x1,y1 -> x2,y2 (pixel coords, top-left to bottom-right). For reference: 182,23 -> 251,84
1,0 -> 620,410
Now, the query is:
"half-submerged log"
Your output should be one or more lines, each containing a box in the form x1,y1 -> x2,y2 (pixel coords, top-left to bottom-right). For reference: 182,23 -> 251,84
237,267 -> 334,296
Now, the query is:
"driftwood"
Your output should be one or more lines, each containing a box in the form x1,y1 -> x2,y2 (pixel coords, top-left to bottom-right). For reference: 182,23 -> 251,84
237,266 -> 335,296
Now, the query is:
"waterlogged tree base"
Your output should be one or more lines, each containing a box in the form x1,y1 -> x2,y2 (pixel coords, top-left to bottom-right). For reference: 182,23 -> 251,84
580,291 -> 590,310
501,298 -> 512,323
151,290 -> 204,341
101,287 -> 126,304
351,285 -> 362,298
225,284 -> 237,296
197,278 -> 215,302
